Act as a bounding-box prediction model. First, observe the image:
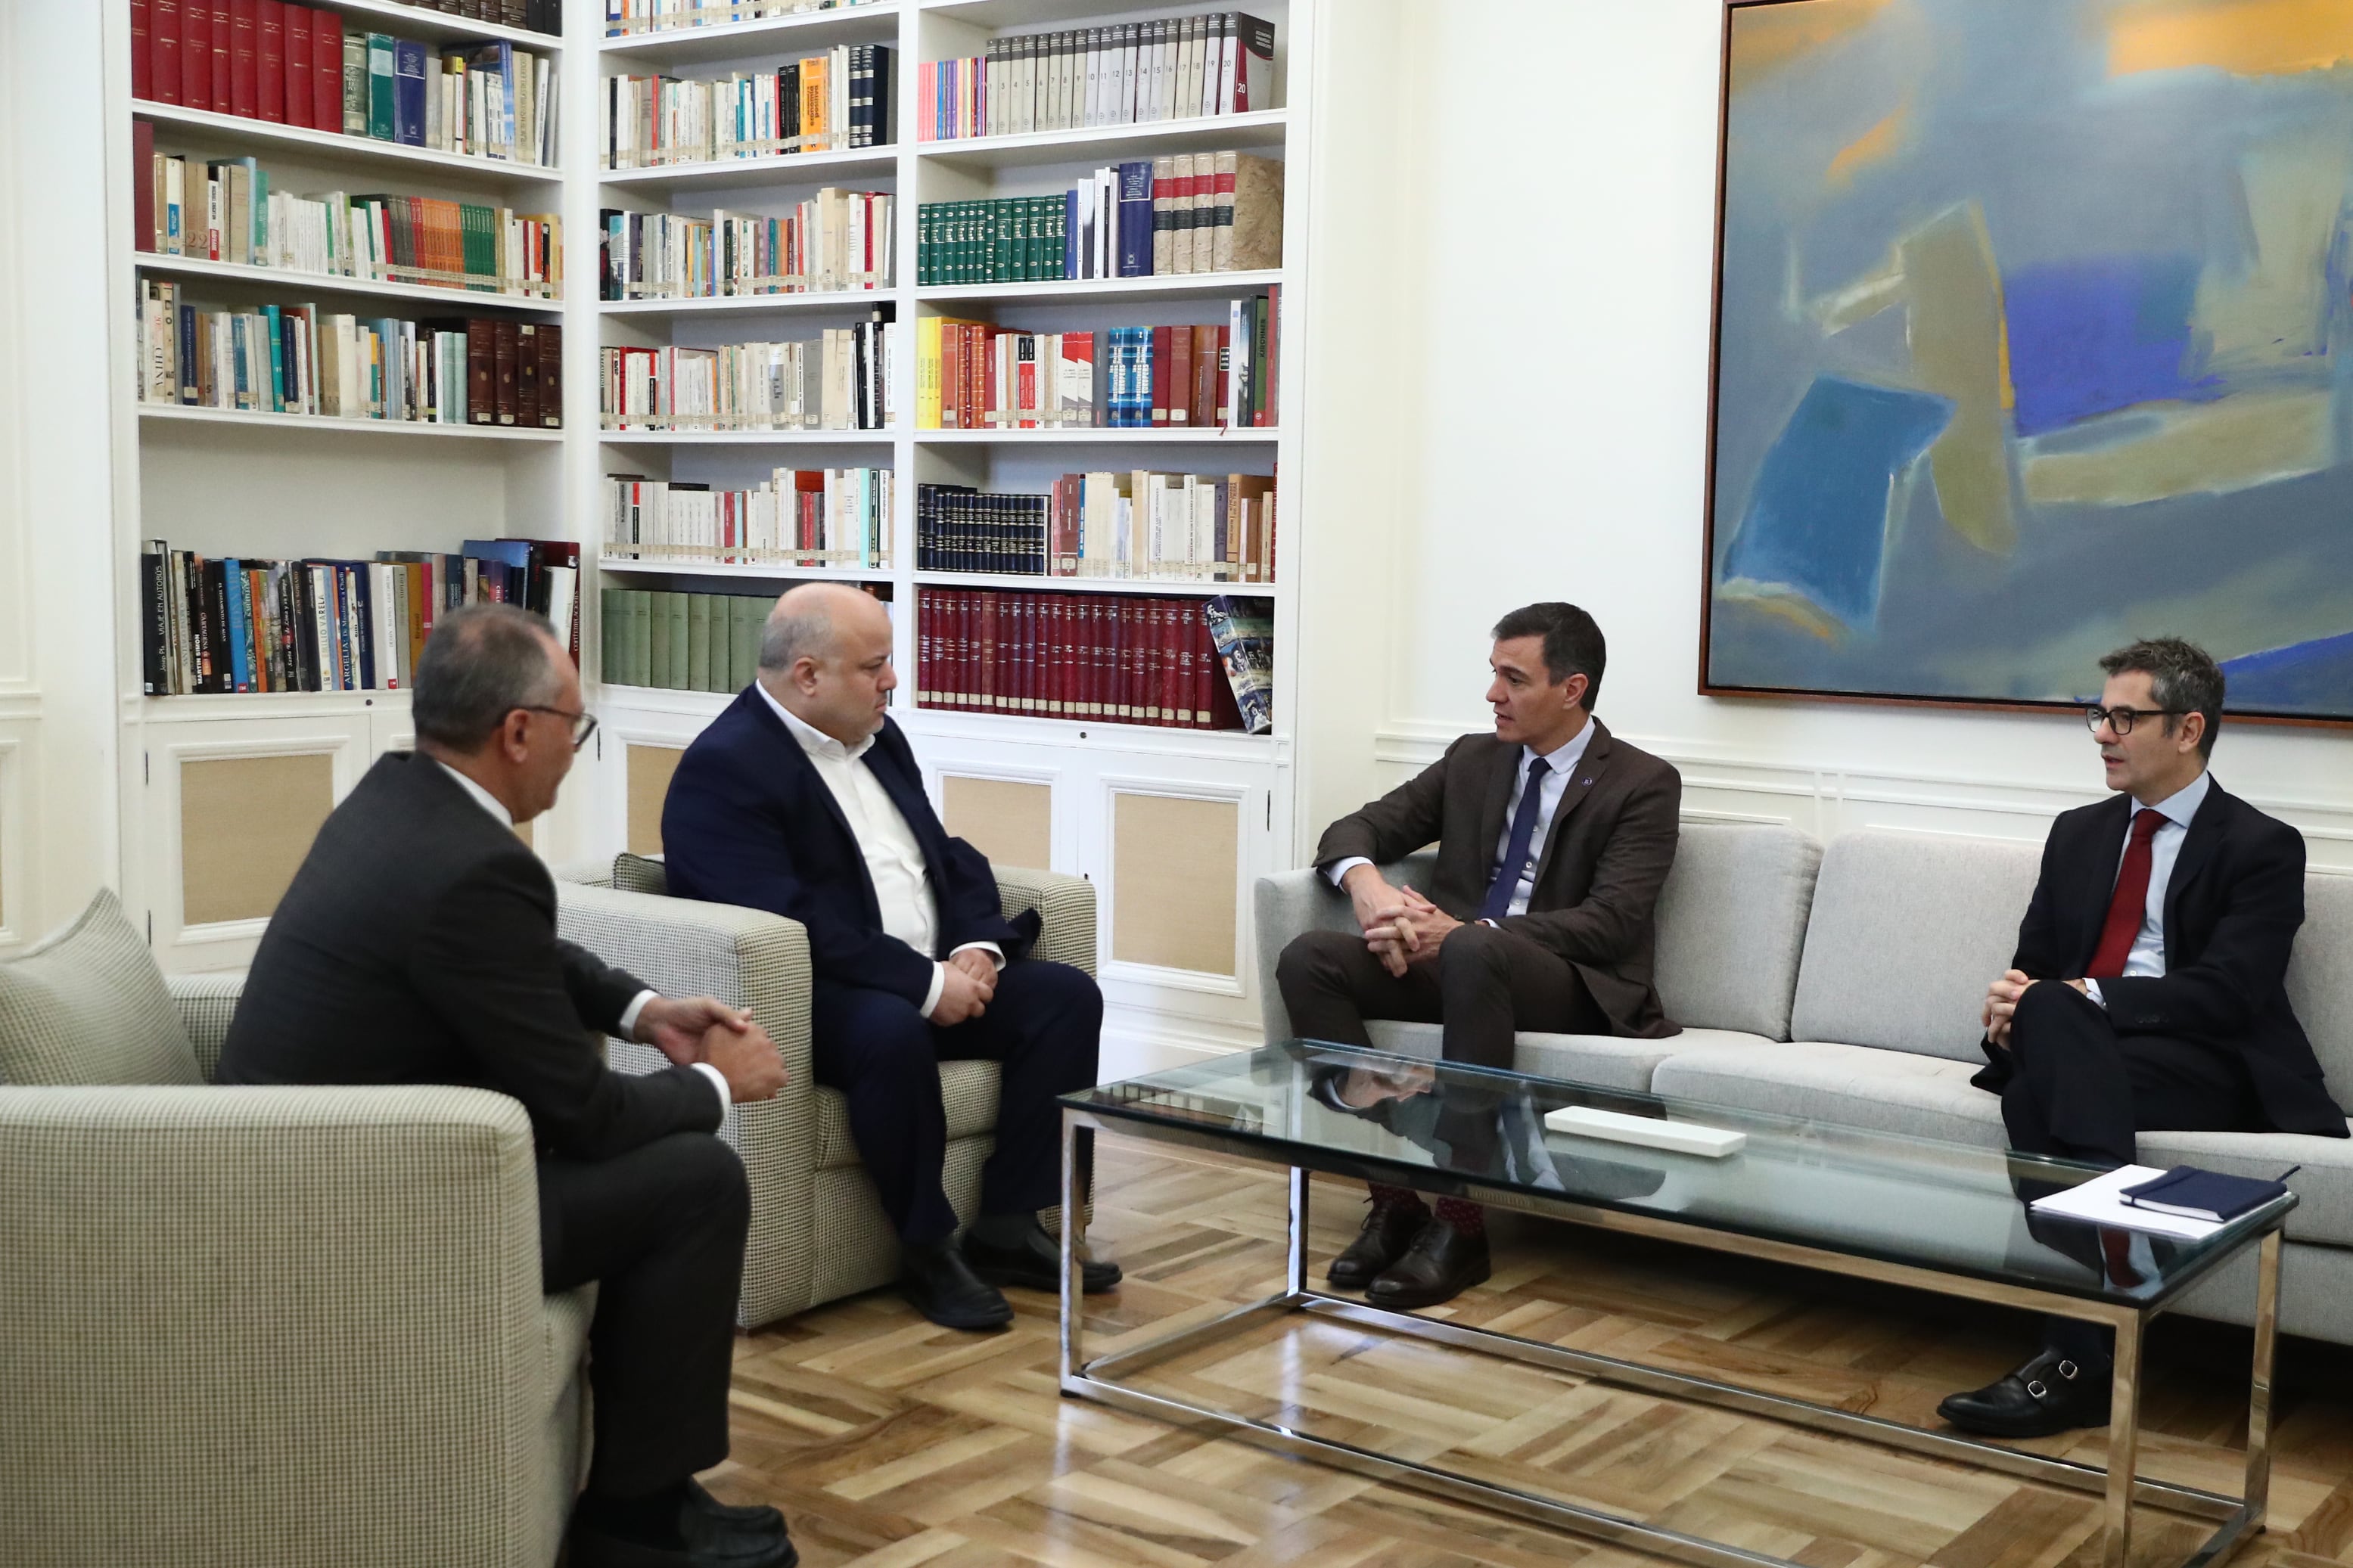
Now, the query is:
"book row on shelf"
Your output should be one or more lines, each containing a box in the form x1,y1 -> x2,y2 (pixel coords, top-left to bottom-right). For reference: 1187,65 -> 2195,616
915,471 -> 1274,582
135,134 -> 561,298
919,12 -> 1276,143
603,469 -> 895,569
141,538 -> 580,697
915,588 -> 1272,734
601,323 -> 895,432
138,280 -> 563,427
134,4 -> 558,166
918,153 -> 1279,287
600,585 -> 892,694
605,0 -> 880,39
604,48 -> 892,170
600,192 -> 892,301
918,299 -> 1277,430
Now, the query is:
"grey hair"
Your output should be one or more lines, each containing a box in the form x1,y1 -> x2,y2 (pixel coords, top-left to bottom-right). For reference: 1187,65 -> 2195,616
758,602 -> 840,672
2100,636 -> 2225,758
412,602 -> 563,750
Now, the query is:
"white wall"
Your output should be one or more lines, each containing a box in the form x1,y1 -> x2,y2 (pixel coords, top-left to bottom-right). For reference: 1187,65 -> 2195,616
1360,0 -> 2353,862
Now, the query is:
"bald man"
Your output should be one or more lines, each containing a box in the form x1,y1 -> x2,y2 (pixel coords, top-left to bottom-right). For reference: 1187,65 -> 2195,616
661,585 -> 1119,1330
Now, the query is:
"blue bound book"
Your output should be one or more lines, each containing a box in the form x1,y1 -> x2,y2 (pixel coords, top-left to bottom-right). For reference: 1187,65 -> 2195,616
2120,1166 -> 2292,1224
1117,160 -> 1153,278
393,39 -> 428,147
222,558 -> 253,693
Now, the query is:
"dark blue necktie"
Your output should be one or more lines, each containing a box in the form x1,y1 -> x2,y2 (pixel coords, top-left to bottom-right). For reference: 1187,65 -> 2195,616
1479,757 -> 1549,921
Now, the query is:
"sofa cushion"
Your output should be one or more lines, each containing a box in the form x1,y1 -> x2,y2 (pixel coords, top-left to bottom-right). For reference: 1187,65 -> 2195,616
815,1059 -> 1000,1169
1652,823 -> 1821,1039
1650,1040 -> 2006,1148
0,890 -> 202,1088
1790,831 -> 2043,1062
613,852 -> 669,896
2286,872 -> 2353,1098
1364,1019 -> 1776,1093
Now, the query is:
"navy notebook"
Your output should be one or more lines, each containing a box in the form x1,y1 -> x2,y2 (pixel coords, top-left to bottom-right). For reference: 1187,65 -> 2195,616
2119,1166 -> 2291,1225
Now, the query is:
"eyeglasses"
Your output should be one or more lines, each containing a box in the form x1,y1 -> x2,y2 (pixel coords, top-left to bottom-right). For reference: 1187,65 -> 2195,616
2084,704 -> 2190,737
523,706 -> 599,751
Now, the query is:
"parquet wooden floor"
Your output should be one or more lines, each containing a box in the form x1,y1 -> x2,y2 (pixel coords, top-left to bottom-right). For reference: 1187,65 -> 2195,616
706,1141 -> 2353,1568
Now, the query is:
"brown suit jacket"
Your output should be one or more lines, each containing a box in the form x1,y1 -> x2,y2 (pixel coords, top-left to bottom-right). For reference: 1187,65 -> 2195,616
1313,719 -> 1682,1039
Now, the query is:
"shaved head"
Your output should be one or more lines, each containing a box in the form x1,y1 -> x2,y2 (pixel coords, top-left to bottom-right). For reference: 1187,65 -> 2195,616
758,582 -> 897,744
761,582 -> 883,672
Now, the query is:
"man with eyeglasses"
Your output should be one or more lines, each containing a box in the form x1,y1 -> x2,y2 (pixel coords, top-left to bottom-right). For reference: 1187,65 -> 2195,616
1937,637 -> 2346,1442
220,603 -> 800,1568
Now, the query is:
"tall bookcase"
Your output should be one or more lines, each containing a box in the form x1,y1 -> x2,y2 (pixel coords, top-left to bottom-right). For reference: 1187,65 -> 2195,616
105,0 -> 1341,1073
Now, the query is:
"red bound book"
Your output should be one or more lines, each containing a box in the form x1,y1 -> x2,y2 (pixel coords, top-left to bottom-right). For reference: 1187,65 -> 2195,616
1117,601 -> 1139,722
281,5 -> 310,126
539,323 -> 562,427
1051,596 -> 1071,718
256,1 -> 284,122
228,0 -> 256,120
493,319 -> 519,424
1021,595 -> 1040,714
151,0 -> 181,103
1192,325 -> 1219,431
915,594 -> 933,706
180,0 -> 210,110
210,2 -> 235,113
133,122 -> 157,253
132,0 -> 154,100
1156,601 -> 1178,727
946,591 -> 965,710
466,318 -> 495,424
1149,324 -> 1172,425
1169,327 -> 1193,426
1166,600 -> 1188,726
1090,598 -> 1108,718
311,10 -> 341,135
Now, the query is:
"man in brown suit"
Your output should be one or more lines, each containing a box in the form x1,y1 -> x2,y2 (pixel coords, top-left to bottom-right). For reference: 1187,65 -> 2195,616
1276,602 -> 1681,1306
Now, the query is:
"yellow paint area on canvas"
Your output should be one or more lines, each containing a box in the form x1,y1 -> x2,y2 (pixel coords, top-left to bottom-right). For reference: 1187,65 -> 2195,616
1828,104 -> 1911,186
2109,0 -> 2353,79
2193,129 -> 2353,371
1716,579 -> 1848,641
1900,205 -> 2019,554
1730,0 -> 1895,89
2021,389 -> 2332,507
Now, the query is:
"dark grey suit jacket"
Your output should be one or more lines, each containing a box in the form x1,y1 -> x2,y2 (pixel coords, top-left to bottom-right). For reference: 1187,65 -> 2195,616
1313,719 -> 1682,1038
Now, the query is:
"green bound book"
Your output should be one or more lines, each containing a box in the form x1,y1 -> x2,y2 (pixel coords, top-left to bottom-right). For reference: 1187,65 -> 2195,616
687,594 -> 714,692
366,36 -> 398,144
625,589 -> 651,686
647,591 -> 675,688
600,586 -> 620,681
664,594 -> 689,690
729,595 -> 762,691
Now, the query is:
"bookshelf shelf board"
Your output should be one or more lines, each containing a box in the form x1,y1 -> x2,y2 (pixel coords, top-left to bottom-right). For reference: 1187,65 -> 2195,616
143,689 -> 410,715
898,704 -> 1279,758
303,0 -> 564,52
600,2 -> 900,66
133,103 -> 562,187
598,428 -> 897,444
599,560 -> 893,581
917,270 -> 1281,308
914,0 -> 1216,29
597,147 -> 898,196
914,427 -> 1278,444
913,110 -> 1286,172
912,571 -> 1276,597
600,290 -> 897,318
138,405 -> 563,441
135,254 -> 559,314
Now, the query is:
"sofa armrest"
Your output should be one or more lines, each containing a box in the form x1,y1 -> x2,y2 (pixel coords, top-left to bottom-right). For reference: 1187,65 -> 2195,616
550,856 -> 615,889
166,972 -> 246,1083
0,1084 -> 554,1567
993,867 -> 1098,977
1252,852 -> 1439,1042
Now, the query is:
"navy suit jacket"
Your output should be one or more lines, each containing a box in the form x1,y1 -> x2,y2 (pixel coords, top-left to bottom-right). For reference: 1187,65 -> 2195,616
662,689 -> 1037,1006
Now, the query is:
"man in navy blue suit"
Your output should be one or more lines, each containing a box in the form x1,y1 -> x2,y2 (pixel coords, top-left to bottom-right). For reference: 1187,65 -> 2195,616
662,583 -> 1120,1330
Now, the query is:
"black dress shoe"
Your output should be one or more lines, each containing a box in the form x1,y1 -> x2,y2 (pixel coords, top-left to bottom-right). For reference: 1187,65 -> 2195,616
1326,1196 -> 1430,1290
685,1478 -> 786,1538
962,1217 -> 1123,1293
1938,1348 -> 2113,1438
902,1239 -> 1015,1330
1366,1217 -> 1491,1309
568,1491 -> 796,1568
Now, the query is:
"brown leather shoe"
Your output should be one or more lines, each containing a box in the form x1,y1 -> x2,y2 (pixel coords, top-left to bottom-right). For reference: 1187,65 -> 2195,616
1366,1217 -> 1490,1309
1326,1194 -> 1430,1290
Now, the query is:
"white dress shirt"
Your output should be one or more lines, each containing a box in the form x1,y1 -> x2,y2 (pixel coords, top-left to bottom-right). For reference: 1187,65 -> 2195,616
2083,769 -> 2210,1008
1326,719 -> 1599,920
434,759 -> 728,1113
754,682 -> 1002,1018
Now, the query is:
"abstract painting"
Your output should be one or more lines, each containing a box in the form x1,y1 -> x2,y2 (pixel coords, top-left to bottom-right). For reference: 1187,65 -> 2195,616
1705,0 -> 2353,719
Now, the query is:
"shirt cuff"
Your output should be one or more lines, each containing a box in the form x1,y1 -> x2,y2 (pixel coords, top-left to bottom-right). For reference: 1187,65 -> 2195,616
617,989 -> 658,1041
2083,978 -> 2105,1007
690,1060 -> 730,1118
919,961 -> 946,1020
1324,856 -> 1373,888
950,941 -> 1006,971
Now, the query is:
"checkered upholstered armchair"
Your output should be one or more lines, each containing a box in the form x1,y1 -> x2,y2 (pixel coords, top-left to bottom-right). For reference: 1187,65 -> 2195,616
554,854 -> 1098,1329
0,973 -> 592,1568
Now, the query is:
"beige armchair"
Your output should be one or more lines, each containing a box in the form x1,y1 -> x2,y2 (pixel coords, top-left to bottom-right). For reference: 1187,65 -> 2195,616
555,855 -> 1098,1328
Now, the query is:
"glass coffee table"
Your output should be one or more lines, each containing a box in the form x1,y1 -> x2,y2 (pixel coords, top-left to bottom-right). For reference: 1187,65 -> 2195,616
1055,1041 -> 2291,1568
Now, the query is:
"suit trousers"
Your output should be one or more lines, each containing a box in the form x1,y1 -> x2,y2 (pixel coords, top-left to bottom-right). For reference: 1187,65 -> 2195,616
539,1131 -> 750,1498
812,959 -> 1104,1247
1276,921 -> 1607,1071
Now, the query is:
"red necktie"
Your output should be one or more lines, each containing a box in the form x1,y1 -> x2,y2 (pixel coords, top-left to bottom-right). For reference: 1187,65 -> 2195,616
2087,809 -> 2163,979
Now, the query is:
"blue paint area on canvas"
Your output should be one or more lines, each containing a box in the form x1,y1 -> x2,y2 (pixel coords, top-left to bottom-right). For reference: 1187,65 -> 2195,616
2221,632 -> 2353,714
2003,256 -> 2221,436
1721,377 -> 1954,629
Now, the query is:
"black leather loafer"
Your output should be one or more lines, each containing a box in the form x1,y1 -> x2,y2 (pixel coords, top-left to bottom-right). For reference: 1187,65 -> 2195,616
902,1240 -> 1015,1330
686,1479 -> 785,1539
1326,1196 -> 1430,1290
568,1493 -> 797,1568
1938,1348 -> 2113,1438
1365,1217 -> 1490,1309
962,1218 -> 1122,1293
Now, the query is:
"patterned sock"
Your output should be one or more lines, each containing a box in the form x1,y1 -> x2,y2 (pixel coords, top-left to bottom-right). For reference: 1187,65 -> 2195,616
1367,1182 -> 1428,1216
1434,1197 -> 1485,1237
